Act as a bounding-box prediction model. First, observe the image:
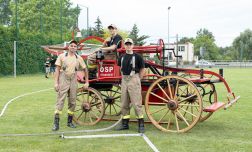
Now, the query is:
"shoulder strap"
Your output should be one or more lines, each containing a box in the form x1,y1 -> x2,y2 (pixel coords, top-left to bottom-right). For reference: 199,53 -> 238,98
130,54 -> 136,76
132,54 -> 135,71
120,56 -> 124,72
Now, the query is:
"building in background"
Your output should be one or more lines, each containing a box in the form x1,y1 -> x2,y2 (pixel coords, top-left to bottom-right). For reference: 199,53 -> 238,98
165,42 -> 196,63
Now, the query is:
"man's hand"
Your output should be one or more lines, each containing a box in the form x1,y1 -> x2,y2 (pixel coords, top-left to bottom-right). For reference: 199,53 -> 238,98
83,82 -> 89,90
54,83 -> 59,92
105,37 -> 111,42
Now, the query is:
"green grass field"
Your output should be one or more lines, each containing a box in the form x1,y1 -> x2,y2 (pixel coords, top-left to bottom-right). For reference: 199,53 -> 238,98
0,69 -> 251,152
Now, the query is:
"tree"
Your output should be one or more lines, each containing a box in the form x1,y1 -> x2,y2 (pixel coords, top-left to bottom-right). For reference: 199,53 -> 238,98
193,28 -> 219,60
196,28 -> 215,41
0,0 -> 12,26
128,24 -> 149,46
9,0 -> 79,42
179,37 -> 194,43
232,29 -> 252,60
90,16 -> 104,37
218,46 -> 236,60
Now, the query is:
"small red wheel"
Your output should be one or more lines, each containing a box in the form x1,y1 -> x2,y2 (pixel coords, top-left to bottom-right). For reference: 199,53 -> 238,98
157,39 -> 164,60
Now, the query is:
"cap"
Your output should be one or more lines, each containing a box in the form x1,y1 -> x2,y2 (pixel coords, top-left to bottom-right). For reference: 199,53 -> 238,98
124,38 -> 134,45
69,40 -> 78,45
108,24 -> 117,29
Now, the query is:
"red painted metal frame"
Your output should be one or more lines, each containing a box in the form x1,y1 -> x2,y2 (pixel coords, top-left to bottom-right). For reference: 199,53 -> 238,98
43,36 -> 237,100
145,60 -> 236,99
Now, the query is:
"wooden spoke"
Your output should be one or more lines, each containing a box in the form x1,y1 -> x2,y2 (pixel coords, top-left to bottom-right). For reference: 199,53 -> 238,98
112,104 -> 118,114
157,83 -> 171,100
83,112 -> 87,122
180,107 -> 197,118
178,85 -> 189,98
179,94 -> 197,103
88,112 -> 93,123
178,103 -> 200,107
191,105 -> 194,121
150,92 -> 169,103
176,110 -> 190,126
112,87 -> 120,96
150,107 -> 167,115
114,102 -> 121,108
166,118 -> 171,129
195,104 -> 200,112
182,104 -> 190,118
174,112 -> 179,131
74,109 -> 82,112
174,80 -> 180,100
166,79 -> 173,99
158,110 -> 169,123
77,111 -> 84,120
91,102 -> 101,107
90,110 -> 99,119
105,102 -> 110,108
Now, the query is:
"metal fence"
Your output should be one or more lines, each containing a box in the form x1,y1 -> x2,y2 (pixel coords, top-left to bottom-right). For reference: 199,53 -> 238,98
208,60 -> 252,68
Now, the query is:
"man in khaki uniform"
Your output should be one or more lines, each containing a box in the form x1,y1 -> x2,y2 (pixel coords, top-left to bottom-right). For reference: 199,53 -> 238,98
117,38 -> 145,133
52,40 -> 89,131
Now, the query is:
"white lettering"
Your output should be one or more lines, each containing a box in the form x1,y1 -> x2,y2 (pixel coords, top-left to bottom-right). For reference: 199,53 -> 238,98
100,67 -> 104,72
100,66 -> 114,73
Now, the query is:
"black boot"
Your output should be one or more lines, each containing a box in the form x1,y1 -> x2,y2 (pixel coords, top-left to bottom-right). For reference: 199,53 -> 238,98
138,118 -> 145,133
52,114 -> 60,131
67,115 -> 76,128
117,119 -> 129,130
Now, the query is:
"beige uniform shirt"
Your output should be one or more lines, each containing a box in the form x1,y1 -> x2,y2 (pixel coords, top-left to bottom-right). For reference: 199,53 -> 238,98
55,53 -> 86,77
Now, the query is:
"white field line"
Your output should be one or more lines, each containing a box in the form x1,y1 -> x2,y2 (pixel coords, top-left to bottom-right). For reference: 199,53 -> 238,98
62,133 -> 160,152
0,88 -> 160,152
0,88 -> 53,117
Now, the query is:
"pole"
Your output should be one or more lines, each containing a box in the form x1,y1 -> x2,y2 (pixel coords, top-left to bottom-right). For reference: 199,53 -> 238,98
78,4 -> 89,37
60,0 -> 63,42
87,7 -> 89,36
40,7 -> 42,32
240,41 -> 243,68
14,41 -> 16,78
15,0 -> 19,78
176,34 -> 178,68
77,4 -> 79,27
167,7 -> 171,66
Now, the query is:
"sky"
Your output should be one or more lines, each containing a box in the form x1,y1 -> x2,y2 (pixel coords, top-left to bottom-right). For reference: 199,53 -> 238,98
71,0 -> 252,47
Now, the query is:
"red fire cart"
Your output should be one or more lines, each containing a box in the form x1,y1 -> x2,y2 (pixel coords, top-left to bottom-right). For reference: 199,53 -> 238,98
42,36 -> 240,133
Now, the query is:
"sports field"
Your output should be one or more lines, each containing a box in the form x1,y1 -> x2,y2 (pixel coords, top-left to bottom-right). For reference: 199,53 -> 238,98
0,68 -> 251,152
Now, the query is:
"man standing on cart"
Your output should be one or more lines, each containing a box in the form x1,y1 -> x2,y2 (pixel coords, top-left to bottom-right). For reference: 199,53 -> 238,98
117,38 -> 145,133
52,40 -> 89,131
87,24 -> 122,76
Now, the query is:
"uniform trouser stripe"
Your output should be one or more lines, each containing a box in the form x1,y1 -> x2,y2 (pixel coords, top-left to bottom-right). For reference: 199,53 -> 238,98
54,110 -> 62,115
67,110 -> 74,115
122,115 -> 130,119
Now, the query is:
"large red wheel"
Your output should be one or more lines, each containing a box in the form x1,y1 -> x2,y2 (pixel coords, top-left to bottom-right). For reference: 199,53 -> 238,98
145,75 -> 203,133
73,87 -> 105,126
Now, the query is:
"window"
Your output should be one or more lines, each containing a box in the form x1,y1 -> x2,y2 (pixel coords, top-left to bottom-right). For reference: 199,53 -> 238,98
169,52 -> 173,60
178,46 -> 185,51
